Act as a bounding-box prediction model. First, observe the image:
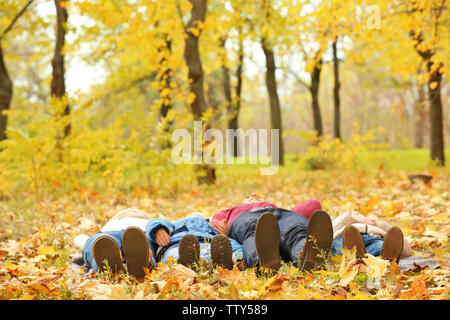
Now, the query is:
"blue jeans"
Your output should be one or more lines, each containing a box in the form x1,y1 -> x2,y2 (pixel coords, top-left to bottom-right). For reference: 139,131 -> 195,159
228,208 -> 309,267
331,234 -> 384,256
160,242 -> 212,264
82,231 -> 124,272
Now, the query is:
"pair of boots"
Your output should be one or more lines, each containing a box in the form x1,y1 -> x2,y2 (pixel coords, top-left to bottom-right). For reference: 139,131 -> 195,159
177,234 -> 234,271
92,227 -> 151,279
342,225 -> 404,261
92,229 -> 235,279
254,210 -> 334,272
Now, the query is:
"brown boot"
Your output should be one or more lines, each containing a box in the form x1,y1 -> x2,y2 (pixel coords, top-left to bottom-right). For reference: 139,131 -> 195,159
178,234 -> 200,269
93,235 -> 125,274
211,234 -> 234,270
298,210 -> 333,271
382,226 -> 403,262
343,225 -> 366,258
122,227 -> 150,279
255,212 -> 281,271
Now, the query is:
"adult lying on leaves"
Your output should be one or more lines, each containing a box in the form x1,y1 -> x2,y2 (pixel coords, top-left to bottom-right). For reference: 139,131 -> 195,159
73,208 -> 243,279
210,194 -> 333,271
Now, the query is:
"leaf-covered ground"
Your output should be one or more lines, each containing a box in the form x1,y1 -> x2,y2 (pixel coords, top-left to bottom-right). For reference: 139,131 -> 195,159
0,166 -> 449,300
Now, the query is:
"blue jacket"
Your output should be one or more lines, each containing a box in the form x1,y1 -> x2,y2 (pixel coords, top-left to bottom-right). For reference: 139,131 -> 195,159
145,216 -> 243,261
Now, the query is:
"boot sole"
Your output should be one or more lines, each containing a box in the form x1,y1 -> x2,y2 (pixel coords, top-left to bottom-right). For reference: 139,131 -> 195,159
343,225 -> 366,258
255,212 -> 281,271
93,235 -> 125,274
178,234 -> 200,269
300,210 -> 333,271
122,227 -> 150,279
382,226 -> 403,262
211,234 -> 234,270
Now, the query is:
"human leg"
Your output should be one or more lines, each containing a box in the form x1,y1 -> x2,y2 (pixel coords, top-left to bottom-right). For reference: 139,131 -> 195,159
228,212 -> 262,268
275,209 -> 309,263
361,234 -> 383,257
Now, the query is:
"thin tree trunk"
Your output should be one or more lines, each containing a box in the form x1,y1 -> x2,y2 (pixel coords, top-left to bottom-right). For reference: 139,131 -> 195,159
427,61 -> 445,166
159,38 -> 173,149
230,33 -> 244,157
262,38 -> 284,165
183,0 -> 215,184
414,79 -> 427,148
332,38 -> 341,140
310,58 -> 323,138
0,44 -> 12,141
51,0 -> 70,137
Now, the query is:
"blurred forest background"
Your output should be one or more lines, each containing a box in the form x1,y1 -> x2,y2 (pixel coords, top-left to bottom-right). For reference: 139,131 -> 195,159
0,0 -> 449,198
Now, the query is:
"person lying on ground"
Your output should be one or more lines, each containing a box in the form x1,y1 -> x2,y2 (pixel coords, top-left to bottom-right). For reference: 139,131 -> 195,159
73,208 -> 156,278
330,211 -> 412,262
73,209 -> 242,278
146,213 -> 242,270
210,194 -> 334,272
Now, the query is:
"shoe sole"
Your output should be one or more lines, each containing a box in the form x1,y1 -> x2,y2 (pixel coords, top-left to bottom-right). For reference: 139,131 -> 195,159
300,210 -> 333,271
382,226 -> 403,262
93,235 -> 125,274
122,227 -> 150,279
178,234 -> 200,269
211,234 -> 234,270
255,212 -> 281,271
343,225 -> 366,258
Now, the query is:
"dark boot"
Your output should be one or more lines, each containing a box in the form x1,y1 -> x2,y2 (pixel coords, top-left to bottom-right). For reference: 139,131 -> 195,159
93,235 -> 125,274
178,234 -> 200,269
298,210 -> 333,271
255,212 -> 281,271
122,227 -> 150,279
382,226 -> 404,262
343,225 -> 366,258
211,234 -> 234,270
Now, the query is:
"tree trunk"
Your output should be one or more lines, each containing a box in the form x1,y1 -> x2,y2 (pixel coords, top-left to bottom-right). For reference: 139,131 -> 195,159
310,59 -> 323,138
427,61 -> 445,166
184,0 -> 207,121
51,0 -> 70,137
332,38 -> 341,140
231,34 -> 244,157
159,38 -> 173,149
414,79 -> 427,148
261,39 -> 284,166
183,0 -> 215,184
0,44 -> 12,141
0,0 -> 35,141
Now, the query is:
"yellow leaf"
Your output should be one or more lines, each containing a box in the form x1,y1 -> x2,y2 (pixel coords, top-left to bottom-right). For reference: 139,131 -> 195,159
39,246 -> 56,256
297,284 -> 308,300
362,254 -> 388,278
429,81 -> 438,90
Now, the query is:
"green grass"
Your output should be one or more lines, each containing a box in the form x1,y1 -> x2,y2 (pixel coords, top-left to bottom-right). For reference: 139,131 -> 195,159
357,148 -> 450,170
215,148 -> 450,176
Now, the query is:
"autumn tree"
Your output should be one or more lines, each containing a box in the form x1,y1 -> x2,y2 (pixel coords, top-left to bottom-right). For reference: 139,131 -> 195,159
51,0 -> 70,138
0,0 -> 34,141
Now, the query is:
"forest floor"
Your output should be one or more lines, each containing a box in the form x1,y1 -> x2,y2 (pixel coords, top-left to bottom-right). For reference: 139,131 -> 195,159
0,149 -> 449,300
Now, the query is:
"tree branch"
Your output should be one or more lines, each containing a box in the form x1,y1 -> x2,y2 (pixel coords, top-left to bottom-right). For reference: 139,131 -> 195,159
0,0 -> 35,40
